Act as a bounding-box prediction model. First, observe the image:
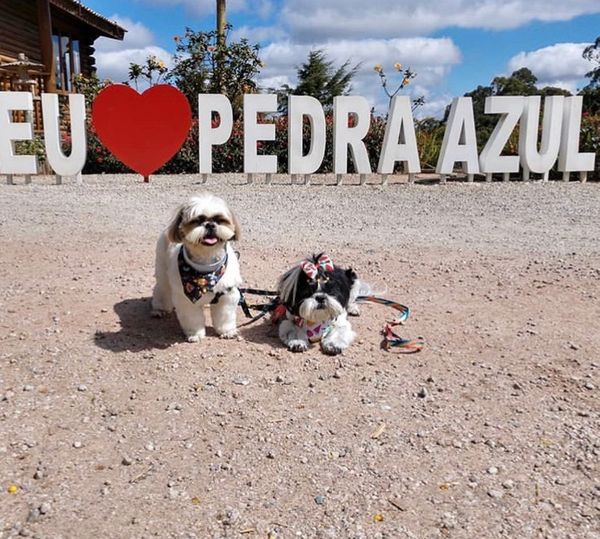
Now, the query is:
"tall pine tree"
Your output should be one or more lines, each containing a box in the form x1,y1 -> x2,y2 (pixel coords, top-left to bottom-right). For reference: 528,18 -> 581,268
291,49 -> 359,110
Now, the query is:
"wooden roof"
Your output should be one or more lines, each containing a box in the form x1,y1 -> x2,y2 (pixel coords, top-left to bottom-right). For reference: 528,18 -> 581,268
49,0 -> 126,40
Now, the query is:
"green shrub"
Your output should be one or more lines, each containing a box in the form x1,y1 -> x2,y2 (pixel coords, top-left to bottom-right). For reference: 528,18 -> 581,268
580,112 -> 600,178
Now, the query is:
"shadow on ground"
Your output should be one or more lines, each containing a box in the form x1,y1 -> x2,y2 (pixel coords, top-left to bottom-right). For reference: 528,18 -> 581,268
238,317 -> 281,348
94,296 -> 282,352
94,297 -> 182,352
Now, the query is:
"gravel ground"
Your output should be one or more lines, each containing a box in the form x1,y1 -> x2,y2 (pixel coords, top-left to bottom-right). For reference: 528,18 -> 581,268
1,174 -> 599,539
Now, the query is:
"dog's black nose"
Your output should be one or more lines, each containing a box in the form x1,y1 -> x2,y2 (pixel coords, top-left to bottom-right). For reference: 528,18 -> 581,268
205,221 -> 216,231
315,295 -> 326,306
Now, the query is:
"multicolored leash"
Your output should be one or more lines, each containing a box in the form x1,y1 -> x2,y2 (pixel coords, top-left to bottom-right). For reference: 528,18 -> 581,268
237,289 -> 424,352
356,295 -> 424,353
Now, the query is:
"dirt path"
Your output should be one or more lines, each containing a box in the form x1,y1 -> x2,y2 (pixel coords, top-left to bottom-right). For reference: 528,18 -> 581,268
1,176 -> 599,538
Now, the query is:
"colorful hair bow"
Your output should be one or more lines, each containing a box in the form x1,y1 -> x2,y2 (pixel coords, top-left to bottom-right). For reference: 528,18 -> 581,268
301,254 -> 334,279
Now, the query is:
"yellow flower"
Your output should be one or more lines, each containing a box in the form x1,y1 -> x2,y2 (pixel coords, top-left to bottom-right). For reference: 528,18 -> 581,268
374,64 -> 382,73
158,60 -> 166,69
402,78 -> 410,86
373,513 -> 384,522
7,484 -> 18,494
394,62 -> 402,71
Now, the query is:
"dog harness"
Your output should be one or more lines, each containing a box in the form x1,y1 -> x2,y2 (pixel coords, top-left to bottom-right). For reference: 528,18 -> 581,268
292,315 -> 334,343
178,246 -> 227,303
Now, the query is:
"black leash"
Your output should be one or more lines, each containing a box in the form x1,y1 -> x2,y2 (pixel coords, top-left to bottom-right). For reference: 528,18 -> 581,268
234,250 -> 280,327
237,287 -> 280,328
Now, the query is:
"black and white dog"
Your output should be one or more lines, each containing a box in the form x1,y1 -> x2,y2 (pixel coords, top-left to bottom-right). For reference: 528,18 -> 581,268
276,254 -> 361,355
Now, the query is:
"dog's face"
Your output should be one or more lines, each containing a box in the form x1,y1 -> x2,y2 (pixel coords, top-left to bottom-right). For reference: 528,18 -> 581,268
167,194 -> 240,254
279,254 -> 357,322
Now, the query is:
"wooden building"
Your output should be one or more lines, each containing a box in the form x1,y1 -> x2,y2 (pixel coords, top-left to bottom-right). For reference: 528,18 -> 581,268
0,0 -> 126,129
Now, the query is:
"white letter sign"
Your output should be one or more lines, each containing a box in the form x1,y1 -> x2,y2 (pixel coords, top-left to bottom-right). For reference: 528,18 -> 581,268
558,96 -> 596,173
0,91 -> 37,174
288,96 -> 326,174
519,96 -> 563,174
479,96 -> 523,173
377,96 -> 421,174
0,89 -> 595,181
42,93 -> 87,176
436,97 -> 479,175
333,96 -> 372,174
198,94 -> 233,174
244,94 -> 277,174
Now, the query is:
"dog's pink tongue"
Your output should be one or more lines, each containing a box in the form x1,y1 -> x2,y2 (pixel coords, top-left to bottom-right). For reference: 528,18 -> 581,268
203,237 -> 218,245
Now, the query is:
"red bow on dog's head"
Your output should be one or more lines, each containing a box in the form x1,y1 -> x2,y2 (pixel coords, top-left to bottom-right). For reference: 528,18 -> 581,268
300,254 -> 334,280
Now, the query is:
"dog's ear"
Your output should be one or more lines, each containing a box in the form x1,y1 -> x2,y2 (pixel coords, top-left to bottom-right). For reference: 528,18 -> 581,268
166,206 -> 184,243
278,265 -> 302,306
230,210 -> 241,242
346,268 -> 358,283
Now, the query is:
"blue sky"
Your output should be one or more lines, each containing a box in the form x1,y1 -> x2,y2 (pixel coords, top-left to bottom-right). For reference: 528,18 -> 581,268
86,0 -> 600,117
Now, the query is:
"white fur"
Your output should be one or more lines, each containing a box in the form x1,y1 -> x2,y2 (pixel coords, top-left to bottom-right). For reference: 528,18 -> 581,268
298,295 -> 344,322
278,311 -> 355,355
348,278 -> 371,316
151,194 -> 242,342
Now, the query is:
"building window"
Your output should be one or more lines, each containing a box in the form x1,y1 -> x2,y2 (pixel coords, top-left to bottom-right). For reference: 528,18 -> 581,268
52,34 -> 81,91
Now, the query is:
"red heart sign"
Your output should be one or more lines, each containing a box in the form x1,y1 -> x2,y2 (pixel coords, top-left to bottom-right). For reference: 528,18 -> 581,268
91,84 -> 192,179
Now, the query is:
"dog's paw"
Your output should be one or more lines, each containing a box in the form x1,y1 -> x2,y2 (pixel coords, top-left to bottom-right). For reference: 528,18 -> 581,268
322,343 -> 344,356
219,329 -> 238,340
186,331 -> 206,343
346,303 -> 360,317
288,340 -> 308,353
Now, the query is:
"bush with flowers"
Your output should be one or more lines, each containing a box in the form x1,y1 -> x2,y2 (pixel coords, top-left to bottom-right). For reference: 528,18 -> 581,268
168,26 -> 263,119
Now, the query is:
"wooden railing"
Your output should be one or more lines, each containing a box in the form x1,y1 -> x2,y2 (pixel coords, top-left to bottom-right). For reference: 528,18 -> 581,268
0,74 -> 46,132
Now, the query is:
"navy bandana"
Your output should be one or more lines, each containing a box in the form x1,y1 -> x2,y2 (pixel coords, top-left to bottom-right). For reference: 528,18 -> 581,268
178,247 -> 227,303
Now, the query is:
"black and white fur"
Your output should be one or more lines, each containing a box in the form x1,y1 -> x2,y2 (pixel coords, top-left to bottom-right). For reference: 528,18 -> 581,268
277,254 -> 361,355
151,193 -> 242,342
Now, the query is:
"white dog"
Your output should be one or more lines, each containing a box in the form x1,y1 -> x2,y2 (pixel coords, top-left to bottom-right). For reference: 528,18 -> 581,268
151,194 -> 242,342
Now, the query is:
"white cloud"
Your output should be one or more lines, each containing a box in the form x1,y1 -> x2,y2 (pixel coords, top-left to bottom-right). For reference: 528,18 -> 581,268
95,46 -> 172,85
140,0 -> 272,18
230,25 -> 287,44
416,95 -> 452,119
507,43 -> 594,92
280,0 -> 600,41
94,16 -> 172,85
94,16 -> 153,52
256,0 -> 275,19
259,37 -> 461,115
141,0 -> 247,17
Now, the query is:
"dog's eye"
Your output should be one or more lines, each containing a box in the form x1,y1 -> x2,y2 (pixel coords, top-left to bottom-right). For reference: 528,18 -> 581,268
195,215 -> 206,224
213,216 -> 230,225
315,275 -> 329,285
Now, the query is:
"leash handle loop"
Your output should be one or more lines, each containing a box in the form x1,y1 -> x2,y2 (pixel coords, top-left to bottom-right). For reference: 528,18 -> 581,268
356,295 -> 423,353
